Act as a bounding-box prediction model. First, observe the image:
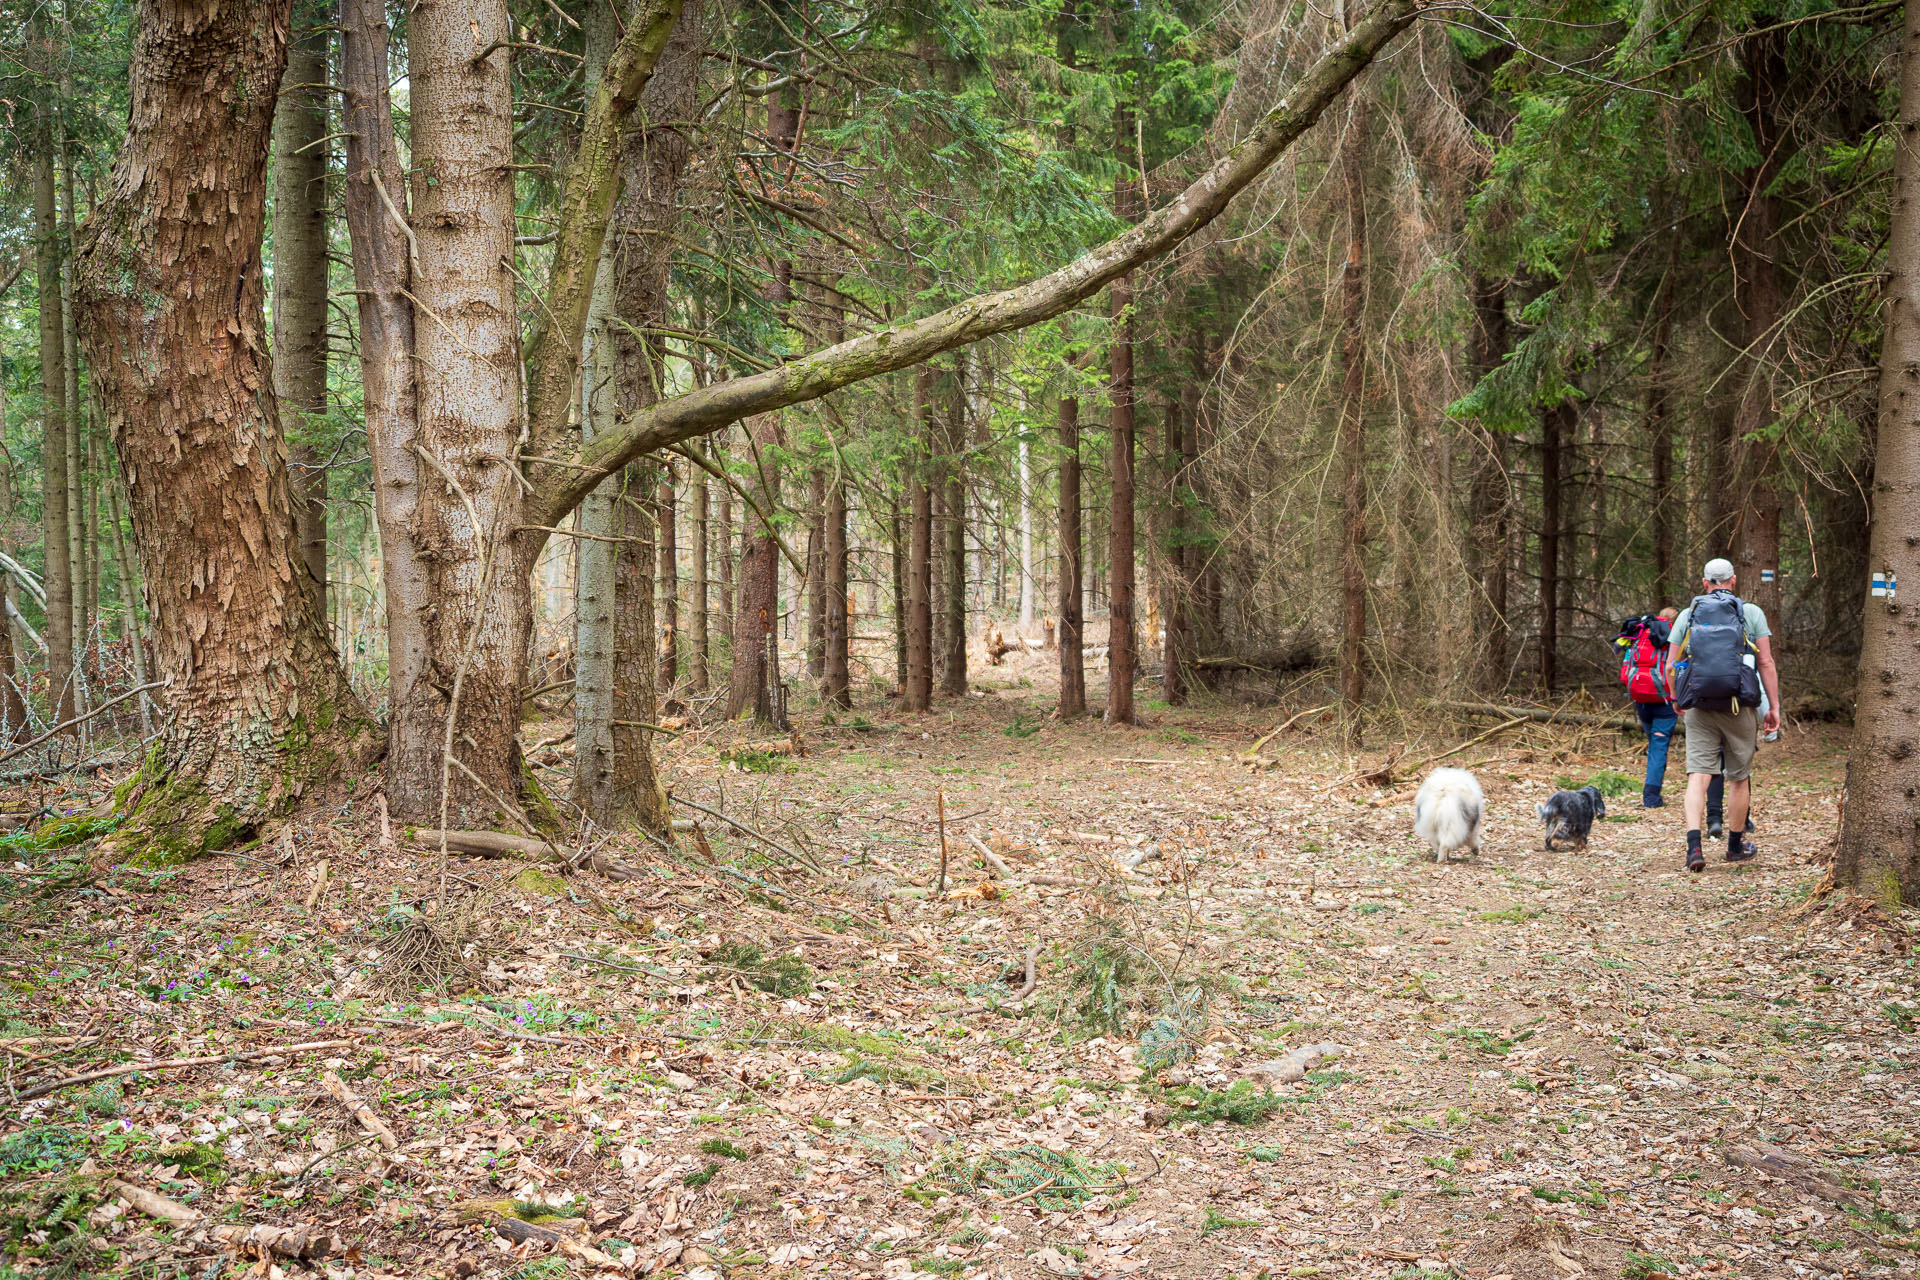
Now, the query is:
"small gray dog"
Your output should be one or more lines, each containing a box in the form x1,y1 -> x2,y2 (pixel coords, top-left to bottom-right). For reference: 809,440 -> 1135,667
1537,785 -> 1605,851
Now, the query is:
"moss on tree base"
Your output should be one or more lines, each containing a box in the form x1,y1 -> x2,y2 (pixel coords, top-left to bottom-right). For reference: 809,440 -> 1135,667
101,712 -> 380,866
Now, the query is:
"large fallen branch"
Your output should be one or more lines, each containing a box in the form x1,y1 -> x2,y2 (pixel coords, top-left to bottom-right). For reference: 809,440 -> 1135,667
17,1038 -> 356,1102
1195,643 -> 1322,674
1443,701 -> 1641,731
530,0 -> 1428,526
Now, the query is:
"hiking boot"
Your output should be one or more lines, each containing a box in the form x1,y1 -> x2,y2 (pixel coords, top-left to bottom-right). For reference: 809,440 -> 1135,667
1642,788 -> 1665,809
1726,838 -> 1758,864
1707,817 -> 1724,839
1687,846 -> 1705,874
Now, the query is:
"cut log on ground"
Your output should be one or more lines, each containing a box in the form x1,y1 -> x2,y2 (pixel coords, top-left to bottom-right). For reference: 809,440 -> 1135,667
412,828 -> 640,880
212,1223 -> 347,1260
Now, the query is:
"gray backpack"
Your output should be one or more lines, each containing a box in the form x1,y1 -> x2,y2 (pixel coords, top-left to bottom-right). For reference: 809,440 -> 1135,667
1672,591 -> 1763,712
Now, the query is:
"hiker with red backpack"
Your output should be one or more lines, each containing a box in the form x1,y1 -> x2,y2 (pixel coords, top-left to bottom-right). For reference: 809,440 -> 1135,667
1664,559 -> 1782,873
1616,606 -> 1681,808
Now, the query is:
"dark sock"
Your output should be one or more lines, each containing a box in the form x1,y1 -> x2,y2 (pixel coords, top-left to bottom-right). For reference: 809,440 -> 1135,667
1687,830 -> 1702,854
1728,829 -> 1744,855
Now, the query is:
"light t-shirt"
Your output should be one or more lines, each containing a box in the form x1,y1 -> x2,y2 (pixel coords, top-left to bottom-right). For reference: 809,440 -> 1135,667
1668,596 -> 1771,652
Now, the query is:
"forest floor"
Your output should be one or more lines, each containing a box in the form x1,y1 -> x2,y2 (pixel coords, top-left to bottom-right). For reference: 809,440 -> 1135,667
1,652 -> 1916,1280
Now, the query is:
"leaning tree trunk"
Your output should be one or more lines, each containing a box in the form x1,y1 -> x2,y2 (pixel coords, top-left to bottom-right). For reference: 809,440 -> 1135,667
272,8 -> 330,616
74,0 -> 376,861
1837,0 -> 1920,906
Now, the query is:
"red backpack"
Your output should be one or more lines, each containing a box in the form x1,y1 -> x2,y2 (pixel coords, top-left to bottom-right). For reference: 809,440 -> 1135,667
1616,615 -> 1670,704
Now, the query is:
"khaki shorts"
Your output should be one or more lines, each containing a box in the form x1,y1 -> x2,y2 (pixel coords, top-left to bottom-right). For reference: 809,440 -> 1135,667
1683,706 -> 1759,781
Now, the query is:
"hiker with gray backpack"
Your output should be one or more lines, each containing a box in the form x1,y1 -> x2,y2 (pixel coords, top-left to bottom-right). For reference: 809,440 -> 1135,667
1664,559 -> 1782,872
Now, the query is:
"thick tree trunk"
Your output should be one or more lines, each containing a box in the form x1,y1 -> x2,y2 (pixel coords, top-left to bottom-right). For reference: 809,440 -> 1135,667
903,366 -> 935,712
384,0 -> 532,827
1057,390 -> 1087,719
340,0 -> 429,792
33,73 -> 76,731
1540,400 -> 1571,694
273,14 -> 330,618
1337,96 -> 1370,711
1729,32 -> 1787,622
1837,0 -> 1920,906
74,0 -> 376,860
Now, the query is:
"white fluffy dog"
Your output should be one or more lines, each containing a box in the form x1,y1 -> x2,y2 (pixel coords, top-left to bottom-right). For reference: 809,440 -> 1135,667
1413,767 -> 1484,864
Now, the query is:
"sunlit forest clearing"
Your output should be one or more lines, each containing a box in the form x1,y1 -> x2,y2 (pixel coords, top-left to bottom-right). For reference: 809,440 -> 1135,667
2,0 -> 1919,1273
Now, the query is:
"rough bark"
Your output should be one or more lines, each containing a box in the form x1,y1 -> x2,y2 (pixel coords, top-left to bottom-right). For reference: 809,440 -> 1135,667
73,0 -> 376,861
273,14 -> 331,618
533,0 -> 1427,523
1337,95 -> 1370,711
1836,0 -> 1920,906
902,365 -> 935,712
1057,389 -> 1087,719
33,66 -> 76,731
1729,31 -> 1787,622
716,428 -> 735,644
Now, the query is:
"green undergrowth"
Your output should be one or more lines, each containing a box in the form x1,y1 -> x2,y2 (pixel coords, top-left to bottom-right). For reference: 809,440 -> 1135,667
1156,1080 -> 1286,1125
0,1174 -> 110,1276
920,1143 -> 1125,1211
707,942 -> 812,997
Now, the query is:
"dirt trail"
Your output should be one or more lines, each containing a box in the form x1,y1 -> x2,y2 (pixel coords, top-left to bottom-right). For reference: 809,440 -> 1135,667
0,693 -> 1912,1280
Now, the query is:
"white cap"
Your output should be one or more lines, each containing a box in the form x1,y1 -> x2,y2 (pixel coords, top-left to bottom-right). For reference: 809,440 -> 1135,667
1703,557 -> 1735,583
